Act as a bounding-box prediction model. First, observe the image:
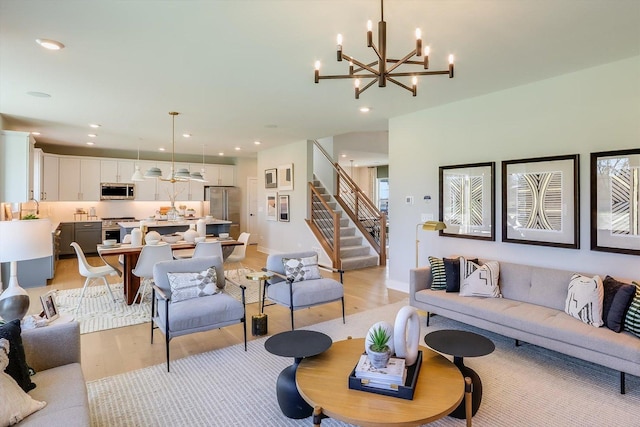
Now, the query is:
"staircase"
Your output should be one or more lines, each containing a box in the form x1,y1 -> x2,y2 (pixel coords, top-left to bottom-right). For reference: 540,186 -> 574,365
312,179 -> 379,271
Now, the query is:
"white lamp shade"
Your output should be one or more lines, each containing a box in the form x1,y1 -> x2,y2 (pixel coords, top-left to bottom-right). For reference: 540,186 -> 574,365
0,219 -> 53,262
131,165 -> 145,181
174,168 -> 191,179
144,167 -> 163,178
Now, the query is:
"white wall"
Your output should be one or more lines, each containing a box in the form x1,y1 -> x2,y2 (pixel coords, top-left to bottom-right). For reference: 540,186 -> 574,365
388,56 -> 640,292
234,157 -> 258,233
257,140 -> 326,261
313,137 -> 335,193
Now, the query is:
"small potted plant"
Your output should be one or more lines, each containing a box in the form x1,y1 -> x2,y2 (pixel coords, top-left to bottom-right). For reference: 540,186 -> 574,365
367,325 -> 392,368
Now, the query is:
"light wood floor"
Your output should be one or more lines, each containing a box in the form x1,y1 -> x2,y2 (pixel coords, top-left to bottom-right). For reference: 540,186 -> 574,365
32,246 -> 405,381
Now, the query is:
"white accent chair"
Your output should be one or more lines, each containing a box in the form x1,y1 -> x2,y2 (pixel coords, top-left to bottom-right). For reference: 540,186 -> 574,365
263,251 -> 345,330
224,232 -> 250,277
131,244 -> 173,304
173,241 -> 223,260
152,256 -> 247,371
70,242 -> 118,312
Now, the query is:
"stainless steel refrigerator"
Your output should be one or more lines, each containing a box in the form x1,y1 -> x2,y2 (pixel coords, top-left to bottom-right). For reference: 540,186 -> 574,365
206,186 -> 241,239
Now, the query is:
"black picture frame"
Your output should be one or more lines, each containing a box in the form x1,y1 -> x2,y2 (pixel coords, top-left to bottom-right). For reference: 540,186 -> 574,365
590,148 -> 640,255
502,154 -> 579,249
439,162 -> 495,241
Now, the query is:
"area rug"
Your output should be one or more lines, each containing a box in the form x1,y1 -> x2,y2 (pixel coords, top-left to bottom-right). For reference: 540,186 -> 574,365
86,300 -> 640,426
222,269 -> 261,305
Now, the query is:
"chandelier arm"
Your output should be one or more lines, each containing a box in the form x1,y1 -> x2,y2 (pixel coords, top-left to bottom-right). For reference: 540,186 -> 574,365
358,78 -> 378,95
370,43 -> 382,61
386,50 -> 419,74
386,76 -> 415,94
341,53 -> 380,76
387,59 -> 423,65
318,74 -> 371,80
352,60 -> 379,74
388,70 -> 449,77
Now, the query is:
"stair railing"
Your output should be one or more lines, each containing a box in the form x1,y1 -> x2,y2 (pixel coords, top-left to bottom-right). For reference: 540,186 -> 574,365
313,140 -> 387,266
306,182 -> 341,269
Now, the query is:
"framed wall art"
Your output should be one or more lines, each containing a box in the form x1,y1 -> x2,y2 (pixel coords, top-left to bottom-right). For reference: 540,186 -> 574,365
265,168 -> 277,189
591,148 -> 640,255
40,290 -> 59,321
279,195 -> 290,222
278,164 -> 294,191
266,192 -> 277,221
439,162 -> 495,241
502,154 -> 579,248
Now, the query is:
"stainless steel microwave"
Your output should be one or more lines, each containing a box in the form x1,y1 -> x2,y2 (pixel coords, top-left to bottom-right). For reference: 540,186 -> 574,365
100,183 -> 135,200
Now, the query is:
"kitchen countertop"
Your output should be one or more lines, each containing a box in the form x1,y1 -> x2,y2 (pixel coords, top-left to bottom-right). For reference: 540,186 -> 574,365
118,219 -> 232,228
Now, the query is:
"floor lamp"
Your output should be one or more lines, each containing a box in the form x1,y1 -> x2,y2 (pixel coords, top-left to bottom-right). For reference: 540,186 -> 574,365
415,221 -> 446,268
0,218 -> 53,321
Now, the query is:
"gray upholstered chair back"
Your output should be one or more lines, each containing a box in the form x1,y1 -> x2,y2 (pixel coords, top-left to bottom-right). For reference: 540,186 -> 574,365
266,251 -> 318,283
153,256 -> 224,296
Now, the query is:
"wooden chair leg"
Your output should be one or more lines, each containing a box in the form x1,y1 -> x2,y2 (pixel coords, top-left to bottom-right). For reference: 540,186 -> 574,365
313,406 -> 324,426
465,377 -> 473,427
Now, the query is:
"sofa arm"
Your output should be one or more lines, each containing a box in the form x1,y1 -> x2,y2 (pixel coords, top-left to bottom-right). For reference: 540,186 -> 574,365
21,321 -> 81,372
410,267 -> 433,295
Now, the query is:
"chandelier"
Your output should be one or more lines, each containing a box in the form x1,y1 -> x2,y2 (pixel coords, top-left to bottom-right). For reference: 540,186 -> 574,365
144,111 -> 206,182
313,0 -> 454,98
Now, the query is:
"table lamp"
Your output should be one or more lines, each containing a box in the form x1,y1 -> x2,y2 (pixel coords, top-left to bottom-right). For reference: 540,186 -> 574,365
415,221 -> 446,267
0,218 -> 53,321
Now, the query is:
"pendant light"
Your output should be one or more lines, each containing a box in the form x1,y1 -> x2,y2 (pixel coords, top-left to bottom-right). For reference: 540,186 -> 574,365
131,141 -> 145,181
190,144 -> 207,182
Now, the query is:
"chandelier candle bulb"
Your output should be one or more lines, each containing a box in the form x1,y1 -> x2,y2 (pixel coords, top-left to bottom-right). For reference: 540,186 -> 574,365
412,76 -> 417,96
367,20 -> 373,46
314,61 -> 320,83
336,34 -> 343,61
449,54 -> 455,78
355,78 -> 361,99
424,46 -> 430,69
415,28 -> 422,54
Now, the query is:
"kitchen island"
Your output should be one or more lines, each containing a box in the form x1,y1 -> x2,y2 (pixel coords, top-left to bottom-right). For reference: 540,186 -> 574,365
118,218 -> 232,240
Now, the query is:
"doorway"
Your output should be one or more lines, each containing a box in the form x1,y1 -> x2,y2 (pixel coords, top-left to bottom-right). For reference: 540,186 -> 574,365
247,177 -> 258,244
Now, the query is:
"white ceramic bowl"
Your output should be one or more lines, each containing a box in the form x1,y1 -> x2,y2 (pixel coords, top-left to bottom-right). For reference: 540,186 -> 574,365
218,233 -> 229,239
162,234 -> 182,243
102,239 -> 117,246
145,239 -> 160,246
194,236 -> 206,243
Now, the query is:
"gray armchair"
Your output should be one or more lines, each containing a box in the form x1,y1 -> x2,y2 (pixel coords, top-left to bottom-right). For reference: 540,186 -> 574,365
152,256 -> 246,371
263,251 -> 345,330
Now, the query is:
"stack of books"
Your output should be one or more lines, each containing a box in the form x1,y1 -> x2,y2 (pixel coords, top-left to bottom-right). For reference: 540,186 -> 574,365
354,354 -> 407,390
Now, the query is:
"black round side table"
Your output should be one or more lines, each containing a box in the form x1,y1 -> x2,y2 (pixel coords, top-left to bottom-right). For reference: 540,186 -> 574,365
424,329 -> 495,419
264,330 -> 332,419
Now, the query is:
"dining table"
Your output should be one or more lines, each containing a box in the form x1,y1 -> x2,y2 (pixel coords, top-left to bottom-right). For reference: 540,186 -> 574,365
97,238 -> 242,304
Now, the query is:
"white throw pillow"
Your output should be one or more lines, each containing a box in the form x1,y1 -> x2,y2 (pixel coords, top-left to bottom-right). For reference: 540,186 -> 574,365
565,274 -> 604,327
0,338 -> 46,426
168,267 -> 219,303
283,255 -> 322,282
459,259 -> 501,298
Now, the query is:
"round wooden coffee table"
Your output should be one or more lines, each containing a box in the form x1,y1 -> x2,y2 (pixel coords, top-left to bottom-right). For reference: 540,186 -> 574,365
296,338 -> 464,426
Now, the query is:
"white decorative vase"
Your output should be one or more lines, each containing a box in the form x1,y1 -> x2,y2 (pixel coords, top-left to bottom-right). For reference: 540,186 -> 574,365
197,218 -> 206,237
393,306 -> 421,366
184,225 -> 198,243
131,228 -> 142,246
368,348 -> 392,369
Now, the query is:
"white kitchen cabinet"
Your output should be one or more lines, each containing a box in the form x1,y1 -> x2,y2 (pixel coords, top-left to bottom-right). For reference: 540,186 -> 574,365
207,164 -> 235,186
0,130 -> 34,203
100,159 -> 135,183
58,157 -> 101,201
134,161 -> 159,200
42,154 -> 59,201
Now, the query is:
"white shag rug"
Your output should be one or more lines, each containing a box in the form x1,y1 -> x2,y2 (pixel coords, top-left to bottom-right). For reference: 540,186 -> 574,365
86,300 -> 640,426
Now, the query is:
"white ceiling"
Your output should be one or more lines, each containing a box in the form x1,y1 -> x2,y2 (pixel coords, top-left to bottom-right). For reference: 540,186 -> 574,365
1,1 -> 638,164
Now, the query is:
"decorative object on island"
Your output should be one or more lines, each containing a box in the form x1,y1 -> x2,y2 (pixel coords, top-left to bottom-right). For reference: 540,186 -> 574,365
0,219 -> 53,321
393,305 -> 421,366
440,162 -> 495,241
313,0 -> 454,98
366,323 -> 392,368
415,221 -> 446,267
502,154 -> 579,249
590,148 -> 640,255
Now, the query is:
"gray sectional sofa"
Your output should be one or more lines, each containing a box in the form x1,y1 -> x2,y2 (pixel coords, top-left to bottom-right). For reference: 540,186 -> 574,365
19,321 -> 90,426
410,259 -> 640,394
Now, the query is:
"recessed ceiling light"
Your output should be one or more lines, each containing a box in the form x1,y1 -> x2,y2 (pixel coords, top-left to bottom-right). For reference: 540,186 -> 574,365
36,38 -> 65,50
254,141 -> 261,145
218,152 -> 224,156
159,147 -> 166,152
341,154 -> 347,158
359,107 -> 371,113
88,133 -> 97,138
26,91 -> 51,98
182,133 -> 191,138
31,131 -> 41,136
89,123 -> 101,128
86,141 -> 94,146
235,147 -> 241,151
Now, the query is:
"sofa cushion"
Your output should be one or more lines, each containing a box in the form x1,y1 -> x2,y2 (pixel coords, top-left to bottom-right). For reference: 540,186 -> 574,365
283,255 -> 322,282
0,319 -> 35,392
428,256 -> 447,290
444,257 -> 461,292
460,259 -> 501,298
624,282 -> 640,338
602,276 -> 635,332
565,274 -> 604,327
167,267 -> 219,303
156,293 -> 244,334
266,278 -> 343,308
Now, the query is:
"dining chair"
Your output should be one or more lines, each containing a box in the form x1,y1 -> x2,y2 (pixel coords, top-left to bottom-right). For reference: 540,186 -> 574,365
173,241 -> 223,260
151,256 -> 247,371
131,244 -> 173,304
224,232 -> 250,277
70,242 -> 119,312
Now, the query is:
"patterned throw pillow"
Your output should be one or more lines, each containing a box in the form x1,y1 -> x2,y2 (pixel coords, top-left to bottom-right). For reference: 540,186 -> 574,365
428,256 -> 447,290
623,281 -> 640,337
564,274 -> 604,327
167,267 -> 219,303
602,276 -> 635,332
0,319 -> 35,392
283,255 -> 322,282
459,258 -> 501,298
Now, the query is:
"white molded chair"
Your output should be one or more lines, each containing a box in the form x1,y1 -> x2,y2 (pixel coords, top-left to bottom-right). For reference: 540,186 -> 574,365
131,244 -> 173,304
173,241 -> 223,260
70,242 -> 118,312
118,234 -> 132,266
224,232 -> 250,277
